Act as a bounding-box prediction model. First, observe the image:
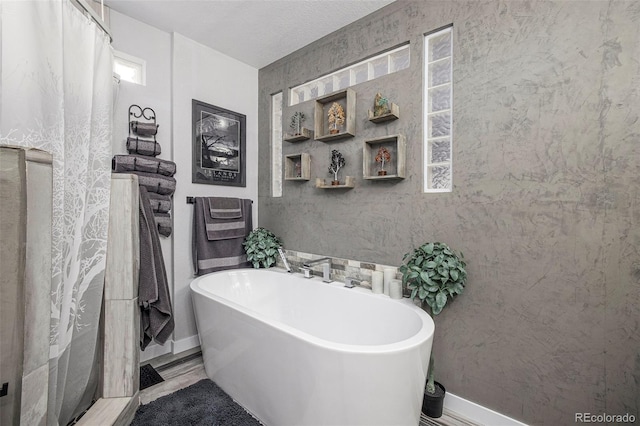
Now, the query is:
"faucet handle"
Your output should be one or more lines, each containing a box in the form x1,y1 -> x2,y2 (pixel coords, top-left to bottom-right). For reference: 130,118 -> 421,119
344,277 -> 361,288
301,266 -> 313,279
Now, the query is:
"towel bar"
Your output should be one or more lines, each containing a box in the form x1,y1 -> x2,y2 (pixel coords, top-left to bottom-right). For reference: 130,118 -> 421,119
187,196 -> 253,204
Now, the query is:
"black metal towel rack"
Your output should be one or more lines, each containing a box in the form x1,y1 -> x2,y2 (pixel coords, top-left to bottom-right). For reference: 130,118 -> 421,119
128,104 -> 158,141
186,196 -> 252,204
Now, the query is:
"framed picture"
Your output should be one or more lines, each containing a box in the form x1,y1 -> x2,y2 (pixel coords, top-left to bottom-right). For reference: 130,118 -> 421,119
192,99 -> 246,186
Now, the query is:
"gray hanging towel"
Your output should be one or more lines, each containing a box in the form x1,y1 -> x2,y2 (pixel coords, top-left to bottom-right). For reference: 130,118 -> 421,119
207,197 -> 242,219
112,154 -> 176,177
192,197 -> 252,276
201,197 -> 246,240
138,186 -> 174,349
127,137 -> 161,157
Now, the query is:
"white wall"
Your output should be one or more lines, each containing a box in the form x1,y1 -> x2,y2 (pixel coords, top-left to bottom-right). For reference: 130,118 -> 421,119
109,12 -> 259,357
109,11 -> 175,360
110,11 -> 172,160
172,33 -> 259,345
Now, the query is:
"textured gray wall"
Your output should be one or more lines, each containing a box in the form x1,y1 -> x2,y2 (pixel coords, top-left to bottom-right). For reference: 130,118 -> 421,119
257,1 -> 640,424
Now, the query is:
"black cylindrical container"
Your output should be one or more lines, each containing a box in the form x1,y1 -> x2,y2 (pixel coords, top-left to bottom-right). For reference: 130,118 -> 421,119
422,381 -> 446,418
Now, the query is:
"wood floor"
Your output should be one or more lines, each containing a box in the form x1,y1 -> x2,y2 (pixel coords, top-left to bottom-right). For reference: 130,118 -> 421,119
139,347 -> 208,405
139,349 -> 478,426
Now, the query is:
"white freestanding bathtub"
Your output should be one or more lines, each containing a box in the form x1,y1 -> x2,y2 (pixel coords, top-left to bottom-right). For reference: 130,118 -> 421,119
190,268 -> 434,426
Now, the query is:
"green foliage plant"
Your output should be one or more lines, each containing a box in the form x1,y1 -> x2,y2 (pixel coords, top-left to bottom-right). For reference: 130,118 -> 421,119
399,242 -> 467,394
243,227 -> 282,268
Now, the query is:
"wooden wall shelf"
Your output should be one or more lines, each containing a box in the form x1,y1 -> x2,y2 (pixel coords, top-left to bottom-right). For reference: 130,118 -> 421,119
363,134 -> 406,180
315,176 -> 355,189
284,128 -> 312,142
314,88 -> 356,142
368,103 -> 399,123
285,153 -> 311,180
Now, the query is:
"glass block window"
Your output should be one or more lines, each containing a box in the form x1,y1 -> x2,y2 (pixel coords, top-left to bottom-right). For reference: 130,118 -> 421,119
290,44 -> 410,106
271,92 -> 283,197
424,27 -> 453,192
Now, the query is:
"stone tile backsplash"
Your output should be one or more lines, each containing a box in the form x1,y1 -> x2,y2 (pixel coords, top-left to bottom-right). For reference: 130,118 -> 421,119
276,249 -> 406,295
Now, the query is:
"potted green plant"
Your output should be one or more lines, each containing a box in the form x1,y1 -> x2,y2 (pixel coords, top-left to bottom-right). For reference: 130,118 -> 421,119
243,227 -> 283,268
399,242 -> 467,418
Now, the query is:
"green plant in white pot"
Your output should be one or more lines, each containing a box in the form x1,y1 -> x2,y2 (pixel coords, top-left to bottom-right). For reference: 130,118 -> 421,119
243,227 -> 282,268
399,242 -> 467,418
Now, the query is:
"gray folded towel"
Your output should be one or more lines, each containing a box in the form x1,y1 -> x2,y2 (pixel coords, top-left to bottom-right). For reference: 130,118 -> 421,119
127,137 -> 161,157
130,171 -> 176,196
207,197 -> 242,219
202,197 -> 246,241
146,192 -> 172,213
154,212 -> 172,237
130,121 -> 158,136
112,154 -> 176,177
192,197 -> 252,276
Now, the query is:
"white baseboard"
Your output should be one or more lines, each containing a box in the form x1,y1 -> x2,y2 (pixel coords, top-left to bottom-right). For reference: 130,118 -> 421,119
139,335 -> 200,363
172,334 -> 200,354
445,392 -> 528,426
139,342 -> 172,363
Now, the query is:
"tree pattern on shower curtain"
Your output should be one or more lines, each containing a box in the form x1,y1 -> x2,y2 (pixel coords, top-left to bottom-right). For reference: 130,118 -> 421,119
0,1 -> 113,424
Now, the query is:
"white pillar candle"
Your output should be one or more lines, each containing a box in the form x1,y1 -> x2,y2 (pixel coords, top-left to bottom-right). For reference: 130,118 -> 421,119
372,271 -> 384,294
383,267 -> 397,296
390,279 -> 403,299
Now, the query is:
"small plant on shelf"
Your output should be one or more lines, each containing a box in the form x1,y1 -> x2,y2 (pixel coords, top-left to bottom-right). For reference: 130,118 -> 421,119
289,111 -> 305,136
327,102 -> 345,134
328,149 -> 345,185
373,93 -> 390,117
243,227 -> 283,269
375,146 -> 391,176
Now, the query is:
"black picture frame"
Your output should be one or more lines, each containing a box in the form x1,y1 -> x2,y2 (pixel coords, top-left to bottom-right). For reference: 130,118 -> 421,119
192,99 -> 246,186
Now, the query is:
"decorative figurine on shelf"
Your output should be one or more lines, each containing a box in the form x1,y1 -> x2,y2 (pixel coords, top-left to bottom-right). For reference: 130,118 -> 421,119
373,93 -> 390,117
289,111 -> 305,136
375,146 -> 391,176
328,149 -> 345,185
327,102 -> 345,134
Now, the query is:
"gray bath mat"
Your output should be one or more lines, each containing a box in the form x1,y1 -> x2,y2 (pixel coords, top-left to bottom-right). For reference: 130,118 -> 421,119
131,379 -> 261,425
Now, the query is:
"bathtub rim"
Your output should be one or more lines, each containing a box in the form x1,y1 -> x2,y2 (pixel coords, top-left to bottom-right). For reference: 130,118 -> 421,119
190,267 -> 435,355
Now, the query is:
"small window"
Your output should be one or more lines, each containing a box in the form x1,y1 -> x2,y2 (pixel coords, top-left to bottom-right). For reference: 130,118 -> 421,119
113,50 -> 146,86
271,92 -> 283,197
289,44 -> 410,106
424,26 -> 453,193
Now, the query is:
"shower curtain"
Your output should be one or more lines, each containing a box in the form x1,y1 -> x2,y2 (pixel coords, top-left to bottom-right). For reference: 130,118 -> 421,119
0,1 -> 113,424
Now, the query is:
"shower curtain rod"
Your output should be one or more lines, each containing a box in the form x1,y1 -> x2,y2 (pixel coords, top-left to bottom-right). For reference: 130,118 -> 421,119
73,0 -> 113,42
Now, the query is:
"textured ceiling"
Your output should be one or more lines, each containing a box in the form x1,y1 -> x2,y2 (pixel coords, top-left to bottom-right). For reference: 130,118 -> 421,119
104,0 -> 395,69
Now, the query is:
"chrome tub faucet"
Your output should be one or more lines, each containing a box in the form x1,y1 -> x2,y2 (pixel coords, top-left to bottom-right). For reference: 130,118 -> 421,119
301,257 -> 332,282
